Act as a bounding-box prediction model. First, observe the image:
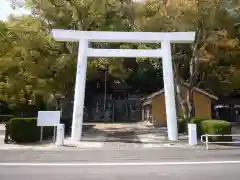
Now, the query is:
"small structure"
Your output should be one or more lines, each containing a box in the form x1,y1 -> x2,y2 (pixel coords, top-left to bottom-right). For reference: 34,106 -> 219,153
111,81 -> 129,122
141,84 -> 218,126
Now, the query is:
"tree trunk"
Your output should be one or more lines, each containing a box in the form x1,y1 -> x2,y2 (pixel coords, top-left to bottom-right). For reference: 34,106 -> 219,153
187,18 -> 206,121
173,61 -> 189,119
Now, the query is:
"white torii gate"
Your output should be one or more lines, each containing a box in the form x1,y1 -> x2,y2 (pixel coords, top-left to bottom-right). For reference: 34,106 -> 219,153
52,30 -> 195,142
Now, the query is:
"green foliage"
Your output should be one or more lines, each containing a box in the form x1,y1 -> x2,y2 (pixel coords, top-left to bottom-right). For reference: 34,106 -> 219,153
180,117 -> 232,142
0,21 -> 12,56
0,100 -> 12,114
201,120 -> 232,142
190,117 -> 208,137
0,0 -> 239,110
9,117 -> 53,143
0,115 -> 14,123
60,116 -> 72,134
178,117 -> 188,134
178,116 -> 208,135
0,15 -> 64,106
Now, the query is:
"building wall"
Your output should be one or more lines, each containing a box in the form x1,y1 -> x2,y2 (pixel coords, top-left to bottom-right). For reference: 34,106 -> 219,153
150,90 -> 213,125
177,87 -> 213,119
151,95 -> 167,125
193,92 -> 213,119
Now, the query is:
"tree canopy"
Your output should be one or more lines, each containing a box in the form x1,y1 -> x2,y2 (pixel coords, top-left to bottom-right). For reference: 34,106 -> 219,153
0,0 -> 239,108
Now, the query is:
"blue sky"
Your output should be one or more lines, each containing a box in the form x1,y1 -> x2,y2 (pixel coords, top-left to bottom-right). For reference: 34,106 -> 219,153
0,0 -> 30,21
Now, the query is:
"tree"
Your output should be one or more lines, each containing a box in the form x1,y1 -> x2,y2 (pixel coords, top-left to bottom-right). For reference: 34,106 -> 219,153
22,0 -> 137,79
3,0 -> 140,110
3,0 -> 239,116
0,15 -> 70,107
179,0 -> 240,120
134,0 -> 240,119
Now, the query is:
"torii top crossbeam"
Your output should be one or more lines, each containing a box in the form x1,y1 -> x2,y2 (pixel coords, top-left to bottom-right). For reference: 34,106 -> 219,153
52,29 -> 195,43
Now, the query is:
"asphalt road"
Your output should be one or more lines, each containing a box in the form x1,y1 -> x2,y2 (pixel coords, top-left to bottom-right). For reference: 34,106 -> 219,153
1,148 -> 240,180
0,147 -> 240,163
0,162 -> 240,180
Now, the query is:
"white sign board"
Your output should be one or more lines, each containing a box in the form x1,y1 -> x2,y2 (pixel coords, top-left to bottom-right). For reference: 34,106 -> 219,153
37,111 -> 61,126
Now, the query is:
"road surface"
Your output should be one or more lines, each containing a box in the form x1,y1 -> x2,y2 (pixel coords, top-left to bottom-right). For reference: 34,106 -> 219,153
0,148 -> 240,179
0,161 -> 240,180
0,147 -> 239,162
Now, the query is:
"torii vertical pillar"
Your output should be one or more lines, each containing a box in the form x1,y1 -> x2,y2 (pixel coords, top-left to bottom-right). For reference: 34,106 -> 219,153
71,40 -> 88,141
162,41 -> 178,141
51,30 -> 195,142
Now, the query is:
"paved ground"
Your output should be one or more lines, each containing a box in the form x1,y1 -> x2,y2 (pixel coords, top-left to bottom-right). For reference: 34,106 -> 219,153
0,122 -> 239,150
0,148 -> 240,180
0,123 -> 191,150
81,122 -> 179,143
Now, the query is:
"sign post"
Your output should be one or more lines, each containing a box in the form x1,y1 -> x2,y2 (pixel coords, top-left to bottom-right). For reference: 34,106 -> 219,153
188,123 -> 197,145
40,126 -> 43,143
53,126 -> 57,143
56,124 -> 65,146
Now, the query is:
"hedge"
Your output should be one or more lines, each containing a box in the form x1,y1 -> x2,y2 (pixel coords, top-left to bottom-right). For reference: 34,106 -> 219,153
201,120 -> 232,142
178,116 -> 207,135
190,117 -> 208,137
178,117 -> 187,134
9,117 -> 53,143
0,115 -> 14,123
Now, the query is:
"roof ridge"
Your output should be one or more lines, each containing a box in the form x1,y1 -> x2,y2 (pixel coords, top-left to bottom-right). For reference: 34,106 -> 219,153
141,84 -> 218,101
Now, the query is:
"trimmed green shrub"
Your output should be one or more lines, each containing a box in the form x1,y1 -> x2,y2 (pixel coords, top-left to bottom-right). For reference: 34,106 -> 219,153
190,117 -> 208,137
201,120 -> 232,142
9,117 -> 53,143
0,115 -> 14,123
178,116 -> 208,135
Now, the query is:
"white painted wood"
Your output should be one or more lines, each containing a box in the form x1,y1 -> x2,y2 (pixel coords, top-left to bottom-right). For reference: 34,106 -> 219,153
161,41 -> 178,141
52,29 -> 195,43
87,48 -> 163,58
71,39 -> 88,141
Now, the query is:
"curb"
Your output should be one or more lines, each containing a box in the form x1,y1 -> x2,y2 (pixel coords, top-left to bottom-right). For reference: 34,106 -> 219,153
0,142 -> 204,151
